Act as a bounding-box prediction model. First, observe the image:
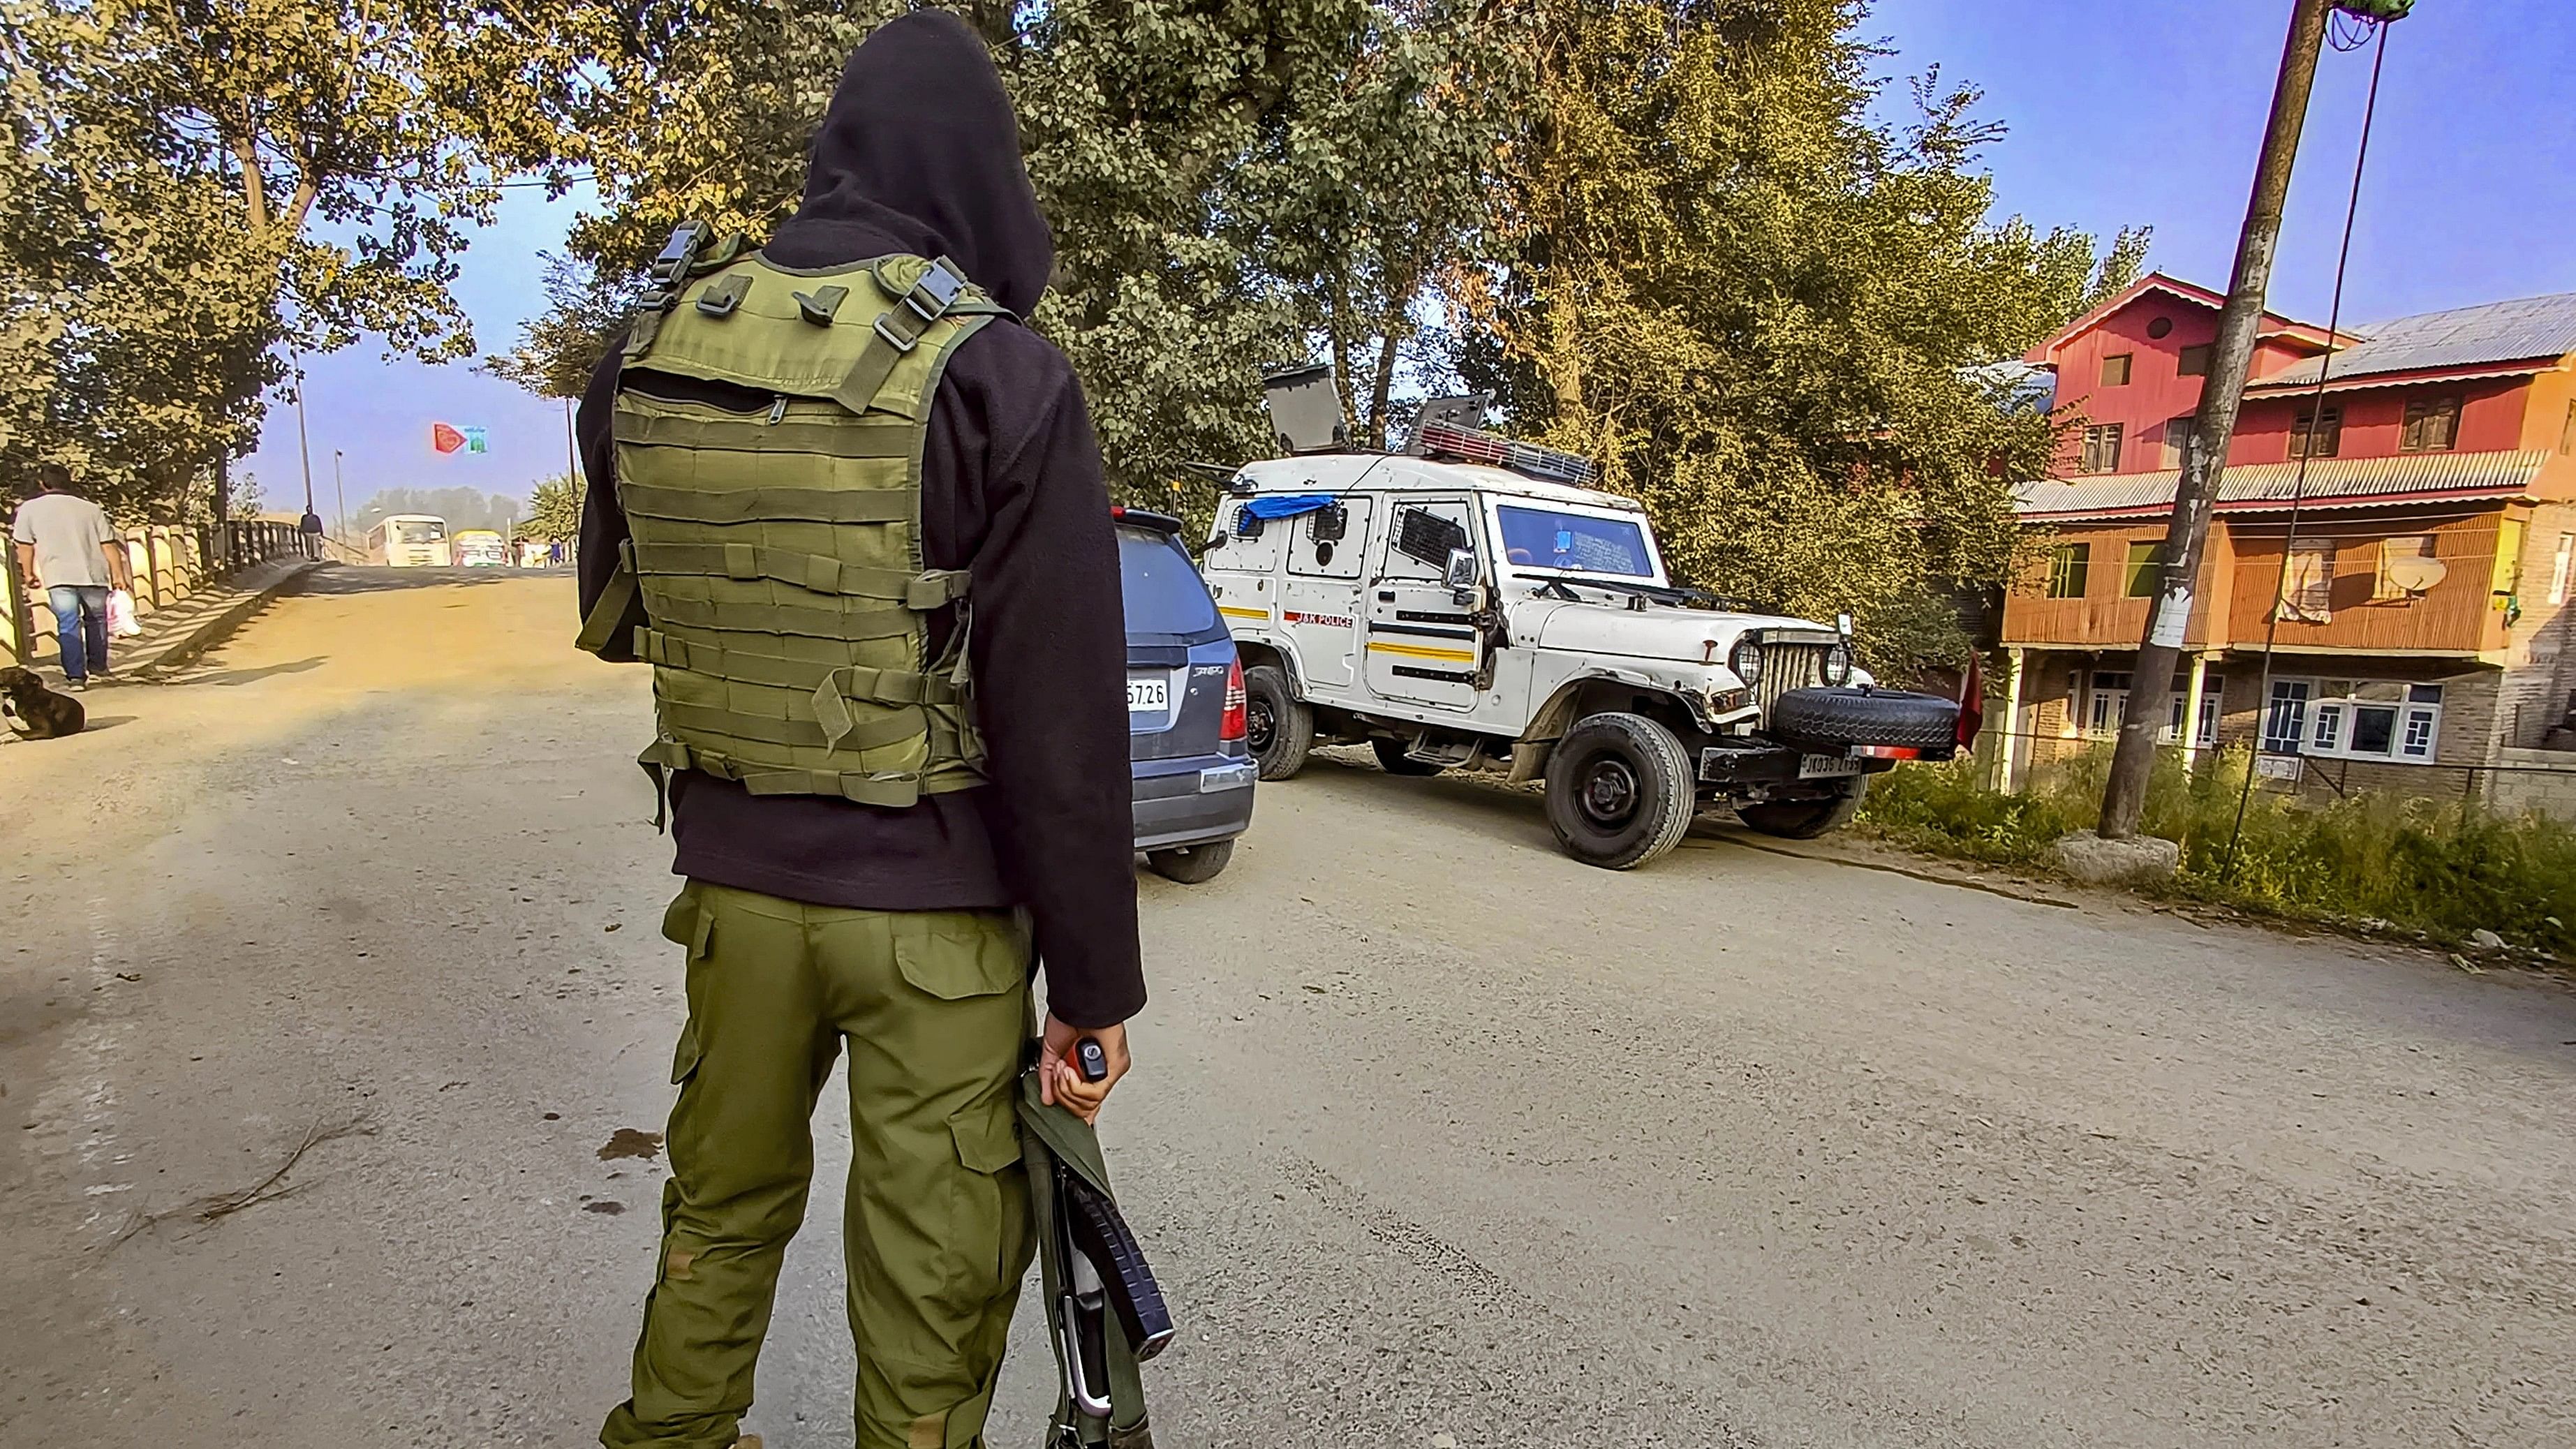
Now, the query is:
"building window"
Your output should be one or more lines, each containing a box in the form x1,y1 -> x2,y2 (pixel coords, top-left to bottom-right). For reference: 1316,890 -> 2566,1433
2080,423 -> 2124,474
2276,678 -> 2444,762
2125,540 -> 2165,598
2087,671 -> 2131,737
2265,679 -> 2311,753
2279,537 -> 2337,622
2046,542 -> 2091,598
2148,317 -> 2175,340
2290,405 -> 2343,459
2196,678 -> 2224,748
2087,670 -> 2217,744
2101,353 -> 2134,387
2374,535 -> 2438,601
2162,415 -> 2198,470
2562,401 -> 2576,455
2177,344 -> 2214,377
2400,395 -> 2461,452
2550,532 -> 2573,606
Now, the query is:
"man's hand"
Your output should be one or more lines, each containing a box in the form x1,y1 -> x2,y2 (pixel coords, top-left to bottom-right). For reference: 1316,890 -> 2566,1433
1038,1013 -> 1130,1125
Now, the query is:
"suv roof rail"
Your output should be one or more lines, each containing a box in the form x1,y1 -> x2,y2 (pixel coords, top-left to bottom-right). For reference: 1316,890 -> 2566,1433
1414,420 -> 1599,487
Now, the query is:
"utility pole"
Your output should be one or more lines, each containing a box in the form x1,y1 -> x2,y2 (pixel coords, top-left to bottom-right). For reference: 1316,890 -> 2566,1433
564,396 -> 579,485
293,360 -> 319,525
332,449 -> 348,546
2097,0 -> 2332,840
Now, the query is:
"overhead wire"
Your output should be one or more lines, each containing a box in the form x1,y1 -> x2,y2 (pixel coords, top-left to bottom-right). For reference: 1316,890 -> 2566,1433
2220,15 -> 2392,879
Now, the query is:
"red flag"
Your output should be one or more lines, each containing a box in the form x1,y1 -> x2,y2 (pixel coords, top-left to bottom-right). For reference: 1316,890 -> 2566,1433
431,422 -> 465,454
1957,652 -> 1986,748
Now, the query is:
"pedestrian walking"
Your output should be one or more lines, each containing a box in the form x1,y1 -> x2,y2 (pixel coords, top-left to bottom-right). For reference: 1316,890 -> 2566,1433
11,463 -> 133,690
572,15 -> 1144,1448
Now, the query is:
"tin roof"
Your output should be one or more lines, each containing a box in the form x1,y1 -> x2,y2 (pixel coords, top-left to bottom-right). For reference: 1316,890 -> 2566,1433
2014,450 -> 2547,521
2259,292 -> 2576,389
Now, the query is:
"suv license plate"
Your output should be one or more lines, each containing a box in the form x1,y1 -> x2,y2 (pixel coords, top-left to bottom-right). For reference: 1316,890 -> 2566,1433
1798,754 -> 1861,779
1127,676 -> 1169,713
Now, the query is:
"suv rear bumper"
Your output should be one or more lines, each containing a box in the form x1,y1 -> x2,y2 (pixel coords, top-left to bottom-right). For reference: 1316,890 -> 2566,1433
1132,757 -> 1257,852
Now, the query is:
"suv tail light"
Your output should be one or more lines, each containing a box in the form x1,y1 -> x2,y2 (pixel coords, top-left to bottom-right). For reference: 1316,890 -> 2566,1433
1220,658 -> 1248,741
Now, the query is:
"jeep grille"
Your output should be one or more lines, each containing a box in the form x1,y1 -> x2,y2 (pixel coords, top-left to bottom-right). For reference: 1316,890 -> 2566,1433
1756,643 -> 1827,719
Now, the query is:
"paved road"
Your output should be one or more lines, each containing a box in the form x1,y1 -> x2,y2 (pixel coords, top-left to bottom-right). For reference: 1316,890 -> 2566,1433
6,568 -> 2574,1448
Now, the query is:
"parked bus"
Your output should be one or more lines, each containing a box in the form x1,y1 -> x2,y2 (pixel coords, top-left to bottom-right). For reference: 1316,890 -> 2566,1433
452,529 -> 508,567
368,514 -> 452,567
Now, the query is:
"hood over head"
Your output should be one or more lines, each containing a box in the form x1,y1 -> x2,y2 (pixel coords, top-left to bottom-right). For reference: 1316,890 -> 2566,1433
792,11 -> 1055,318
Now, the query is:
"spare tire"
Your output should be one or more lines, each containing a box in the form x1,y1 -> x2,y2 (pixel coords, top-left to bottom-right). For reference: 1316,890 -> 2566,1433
1766,687 -> 1958,753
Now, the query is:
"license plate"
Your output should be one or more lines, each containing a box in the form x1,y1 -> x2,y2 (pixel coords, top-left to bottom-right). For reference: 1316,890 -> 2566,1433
1797,753 -> 1861,779
1127,676 -> 1169,713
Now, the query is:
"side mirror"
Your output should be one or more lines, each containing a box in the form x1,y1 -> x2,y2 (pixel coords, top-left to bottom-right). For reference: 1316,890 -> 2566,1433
1443,547 -> 1479,592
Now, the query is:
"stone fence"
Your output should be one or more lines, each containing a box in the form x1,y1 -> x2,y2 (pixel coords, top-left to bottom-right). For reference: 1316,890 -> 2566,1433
2,519 -> 307,667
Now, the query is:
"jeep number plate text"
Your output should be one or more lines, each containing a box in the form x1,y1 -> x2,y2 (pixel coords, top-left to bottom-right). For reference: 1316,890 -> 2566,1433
1127,676 -> 1169,713
1797,754 -> 1861,779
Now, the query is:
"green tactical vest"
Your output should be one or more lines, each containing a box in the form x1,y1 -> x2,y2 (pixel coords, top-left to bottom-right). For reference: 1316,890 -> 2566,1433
576,243 -> 1014,812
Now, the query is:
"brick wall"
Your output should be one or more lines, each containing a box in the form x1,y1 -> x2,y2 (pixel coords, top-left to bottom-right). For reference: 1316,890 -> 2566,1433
2489,748 -> 2576,822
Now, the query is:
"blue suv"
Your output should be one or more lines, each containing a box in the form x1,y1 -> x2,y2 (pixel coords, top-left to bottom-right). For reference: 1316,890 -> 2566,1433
1117,507 -> 1254,883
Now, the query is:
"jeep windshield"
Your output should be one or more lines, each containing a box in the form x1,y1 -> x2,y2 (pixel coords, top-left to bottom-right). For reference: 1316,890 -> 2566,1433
1493,504 -> 1660,581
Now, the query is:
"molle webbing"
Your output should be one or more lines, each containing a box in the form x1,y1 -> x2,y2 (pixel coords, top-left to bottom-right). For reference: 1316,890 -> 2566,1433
598,246 -> 1009,812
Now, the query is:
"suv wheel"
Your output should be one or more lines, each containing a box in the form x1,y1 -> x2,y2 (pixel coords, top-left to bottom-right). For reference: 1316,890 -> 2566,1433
1372,737 -> 1444,776
1738,774 -> 1868,840
1543,712 -> 1698,869
1243,664 -> 1313,780
1146,840 -> 1234,884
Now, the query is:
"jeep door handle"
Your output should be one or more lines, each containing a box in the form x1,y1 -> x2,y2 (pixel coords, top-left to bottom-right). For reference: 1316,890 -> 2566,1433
1376,589 -> 1396,602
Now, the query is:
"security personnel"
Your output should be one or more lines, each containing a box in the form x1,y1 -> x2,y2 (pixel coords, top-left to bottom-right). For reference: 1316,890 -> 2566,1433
572,15 -> 1144,1448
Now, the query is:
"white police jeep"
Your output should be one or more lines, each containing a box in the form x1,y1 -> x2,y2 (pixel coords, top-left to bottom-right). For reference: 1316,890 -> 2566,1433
1201,410 -> 1965,870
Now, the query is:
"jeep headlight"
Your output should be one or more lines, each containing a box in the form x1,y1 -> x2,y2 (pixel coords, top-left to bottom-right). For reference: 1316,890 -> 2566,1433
1823,641 -> 1854,685
1727,637 -> 1762,687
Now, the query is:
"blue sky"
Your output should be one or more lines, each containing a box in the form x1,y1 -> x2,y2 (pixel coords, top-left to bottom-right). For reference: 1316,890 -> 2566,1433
244,0 -> 2576,523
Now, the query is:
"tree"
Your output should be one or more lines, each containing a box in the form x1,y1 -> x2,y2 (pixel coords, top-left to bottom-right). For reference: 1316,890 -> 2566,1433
522,475 -> 583,543
0,0 -> 584,510
489,0 -> 1525,502
1465,0 -> 2145,675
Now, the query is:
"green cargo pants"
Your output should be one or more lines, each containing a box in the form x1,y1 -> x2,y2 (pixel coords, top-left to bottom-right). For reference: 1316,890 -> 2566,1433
600,882 -> 1036,1449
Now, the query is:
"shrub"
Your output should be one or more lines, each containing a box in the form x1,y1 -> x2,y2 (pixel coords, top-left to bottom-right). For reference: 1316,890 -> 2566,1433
1856,746 -> 2576,956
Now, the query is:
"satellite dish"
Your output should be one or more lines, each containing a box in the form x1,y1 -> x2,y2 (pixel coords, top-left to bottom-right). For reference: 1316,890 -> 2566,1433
2384,554 -> 2448,595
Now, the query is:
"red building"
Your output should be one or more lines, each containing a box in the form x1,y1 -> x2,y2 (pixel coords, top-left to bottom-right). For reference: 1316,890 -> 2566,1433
1998,274 -> 2576,808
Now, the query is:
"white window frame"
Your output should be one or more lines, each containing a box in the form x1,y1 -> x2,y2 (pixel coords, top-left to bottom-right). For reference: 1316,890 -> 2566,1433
2272,675 -> 2443,764
2549,532 -> 2573,607
2084,669 -> 2212,745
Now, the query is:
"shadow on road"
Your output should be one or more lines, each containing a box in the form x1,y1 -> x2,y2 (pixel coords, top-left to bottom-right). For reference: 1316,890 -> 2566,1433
168,657 -> 329,688
291,565 -> 549,596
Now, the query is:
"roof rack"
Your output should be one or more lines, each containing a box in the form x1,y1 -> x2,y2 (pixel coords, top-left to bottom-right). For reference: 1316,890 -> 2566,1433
1414,419 -> 1599,488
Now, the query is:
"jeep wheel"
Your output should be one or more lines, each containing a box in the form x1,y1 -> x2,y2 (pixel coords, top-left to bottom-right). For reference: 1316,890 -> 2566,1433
1243,664 -> 1313,780
1544,712 -> 1698,870
1372,737 -> 1444,776
1146,839 -> 1235,884
1738,775 -> 1868,840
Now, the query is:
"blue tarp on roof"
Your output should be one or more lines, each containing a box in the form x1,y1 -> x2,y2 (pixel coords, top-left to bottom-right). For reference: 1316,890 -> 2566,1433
1238,493 -> 1338,520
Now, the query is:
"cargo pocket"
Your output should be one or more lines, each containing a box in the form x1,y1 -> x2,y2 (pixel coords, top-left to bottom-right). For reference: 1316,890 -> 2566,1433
936,1094 -> 1028,1319
892,911 -> 1026,1001
659,886 -> 716,962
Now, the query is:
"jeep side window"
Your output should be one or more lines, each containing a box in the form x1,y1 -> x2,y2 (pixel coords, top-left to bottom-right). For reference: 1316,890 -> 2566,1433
1382,501 -> 1475,581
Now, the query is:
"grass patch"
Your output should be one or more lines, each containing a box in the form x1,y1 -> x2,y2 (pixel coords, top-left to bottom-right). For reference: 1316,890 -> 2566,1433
1857,745 -> 2576,957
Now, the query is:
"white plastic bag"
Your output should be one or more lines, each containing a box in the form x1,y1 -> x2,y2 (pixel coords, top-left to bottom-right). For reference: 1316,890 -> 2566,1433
107,588 -> 142,638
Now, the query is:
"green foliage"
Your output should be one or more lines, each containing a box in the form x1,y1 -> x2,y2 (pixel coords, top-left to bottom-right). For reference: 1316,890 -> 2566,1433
1467,0 -> 2144,678
521,474 -> 583,544
495,0 -> 1524,503
0,0 -> 573,511
1859,748 -> 2576,956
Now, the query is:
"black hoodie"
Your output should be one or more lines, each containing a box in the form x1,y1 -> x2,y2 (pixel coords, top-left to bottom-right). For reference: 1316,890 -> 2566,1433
576,12 -> 1143,1027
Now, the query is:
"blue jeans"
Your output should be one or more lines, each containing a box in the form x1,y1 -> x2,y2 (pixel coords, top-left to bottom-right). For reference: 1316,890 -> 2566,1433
47,586 -> 110,681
